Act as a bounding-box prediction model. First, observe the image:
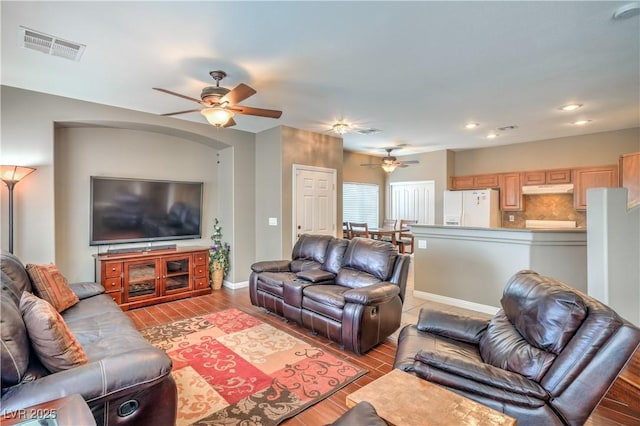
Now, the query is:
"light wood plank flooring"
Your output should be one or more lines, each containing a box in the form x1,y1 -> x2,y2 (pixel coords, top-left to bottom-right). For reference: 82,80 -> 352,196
125,262 -> 639,425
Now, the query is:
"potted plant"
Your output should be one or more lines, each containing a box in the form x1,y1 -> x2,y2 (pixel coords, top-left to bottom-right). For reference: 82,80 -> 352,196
209,218 -> 230,290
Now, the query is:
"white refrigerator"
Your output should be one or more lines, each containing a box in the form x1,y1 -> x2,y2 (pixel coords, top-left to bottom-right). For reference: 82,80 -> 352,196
443,189 -> 501,228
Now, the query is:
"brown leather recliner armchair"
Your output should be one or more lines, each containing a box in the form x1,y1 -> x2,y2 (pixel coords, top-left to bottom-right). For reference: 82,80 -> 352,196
394,270 -> 640,426
250,235 -> 410,354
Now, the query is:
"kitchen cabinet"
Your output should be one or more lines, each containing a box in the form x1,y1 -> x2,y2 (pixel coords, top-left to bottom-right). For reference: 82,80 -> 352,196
450,173 -> 499,190
620,152 -> 640,208
95,246 -> 210,310
499,173 -> 523,211
572,166 -> 618,211
522,168 -> 571,185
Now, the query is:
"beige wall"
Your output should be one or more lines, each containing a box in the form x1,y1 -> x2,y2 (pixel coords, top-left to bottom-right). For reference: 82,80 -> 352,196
453,127 -> 640,175
1,86 -> 256,284
281,126 -> 343,256
255,127 -> 283,260
54,127 -> 219,282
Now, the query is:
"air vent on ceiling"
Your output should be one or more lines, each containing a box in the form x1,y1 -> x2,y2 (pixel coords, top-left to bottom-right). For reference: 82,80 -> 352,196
19,26 -> 85,61
356,128 -> 382,135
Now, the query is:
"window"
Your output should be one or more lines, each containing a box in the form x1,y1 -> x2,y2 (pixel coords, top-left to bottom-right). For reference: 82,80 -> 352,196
343,182 -> 379,227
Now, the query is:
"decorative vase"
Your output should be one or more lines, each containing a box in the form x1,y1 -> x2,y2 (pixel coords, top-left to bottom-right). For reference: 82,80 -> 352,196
211,263 -> 224,290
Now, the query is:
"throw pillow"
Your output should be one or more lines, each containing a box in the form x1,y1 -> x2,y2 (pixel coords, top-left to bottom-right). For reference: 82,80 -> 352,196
26,263 -> 79,312
19,291 -> 88,372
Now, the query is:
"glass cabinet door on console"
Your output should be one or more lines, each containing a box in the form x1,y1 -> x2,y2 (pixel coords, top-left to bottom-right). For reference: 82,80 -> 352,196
162,254 -> 193,294
124,259 -> 159,302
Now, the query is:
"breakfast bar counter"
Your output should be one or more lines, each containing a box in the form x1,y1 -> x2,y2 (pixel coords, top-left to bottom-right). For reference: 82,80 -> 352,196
410,224 -> 587,313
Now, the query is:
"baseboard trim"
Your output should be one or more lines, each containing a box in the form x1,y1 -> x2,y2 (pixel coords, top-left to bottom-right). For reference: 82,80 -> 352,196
222,280 -> 249,290
412,290 -> 500,315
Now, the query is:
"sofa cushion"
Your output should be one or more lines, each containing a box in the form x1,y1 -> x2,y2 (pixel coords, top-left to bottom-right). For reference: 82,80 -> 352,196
479,310 -> 556,381
322,239 -> 349,274
340,238 -> 396,281
26,263 -> 79,312
291,234 -> 333,266
329,401 -> 386,426
0,291 -> 29,387
502,270 -> 587,354
20,291 -> 88,373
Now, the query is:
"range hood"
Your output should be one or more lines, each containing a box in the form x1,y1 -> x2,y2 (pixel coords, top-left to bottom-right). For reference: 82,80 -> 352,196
521,183 -> 574,195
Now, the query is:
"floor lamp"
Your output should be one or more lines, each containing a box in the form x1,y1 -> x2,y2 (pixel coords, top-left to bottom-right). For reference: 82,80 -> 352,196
1,165 -> 36,253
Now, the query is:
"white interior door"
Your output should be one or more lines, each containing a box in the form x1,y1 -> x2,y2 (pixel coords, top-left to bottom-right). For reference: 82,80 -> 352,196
293,165 -> 336,243
389,181 -> 435,224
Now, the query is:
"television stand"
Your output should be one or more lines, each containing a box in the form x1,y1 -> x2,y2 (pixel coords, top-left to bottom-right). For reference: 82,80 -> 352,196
95,246 -> 211,310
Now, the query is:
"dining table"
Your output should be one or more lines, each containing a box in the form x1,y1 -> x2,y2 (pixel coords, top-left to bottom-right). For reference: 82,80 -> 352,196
367,227 -> 410,245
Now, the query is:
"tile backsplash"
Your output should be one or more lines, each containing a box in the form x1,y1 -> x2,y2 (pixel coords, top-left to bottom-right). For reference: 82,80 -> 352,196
502,194 -> 586,228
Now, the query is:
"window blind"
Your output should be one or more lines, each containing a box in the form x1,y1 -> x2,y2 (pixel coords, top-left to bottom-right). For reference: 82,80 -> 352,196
343,182 -> 379,227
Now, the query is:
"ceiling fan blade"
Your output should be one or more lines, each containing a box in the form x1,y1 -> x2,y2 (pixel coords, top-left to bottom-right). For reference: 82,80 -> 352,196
221,83 -> 257,106
160,108 -> 202,116
360,163 -> 380,167
153,88 -> 203,105
223,117 -> 237,128
400,160 -> 420,165
229,105 -> 283,118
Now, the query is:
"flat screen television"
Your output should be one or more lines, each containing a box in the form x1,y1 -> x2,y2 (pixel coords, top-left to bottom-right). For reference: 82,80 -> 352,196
90,176 -> 203,246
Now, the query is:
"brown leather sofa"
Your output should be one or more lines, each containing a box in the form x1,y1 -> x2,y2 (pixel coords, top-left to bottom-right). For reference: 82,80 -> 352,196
394,270 -> 640,426
250,234 -> 410,354
0,251 -> 177,425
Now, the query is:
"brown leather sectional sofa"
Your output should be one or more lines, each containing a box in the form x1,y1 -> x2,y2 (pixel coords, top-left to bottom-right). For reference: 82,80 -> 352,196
394,270 -> 640,426
249,234 -> 410,354
0,251 -> 177,425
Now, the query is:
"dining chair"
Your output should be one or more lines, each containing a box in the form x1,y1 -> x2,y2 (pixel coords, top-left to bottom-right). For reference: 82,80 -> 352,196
380,219 -> 397,243
397,219 -> 418,254
343,222 -> 352,239
349,222 -> 370,238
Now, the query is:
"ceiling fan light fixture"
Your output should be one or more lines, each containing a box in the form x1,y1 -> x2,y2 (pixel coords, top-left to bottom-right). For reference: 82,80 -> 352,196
381,162 -> 398,173
201,107 -> 234,127
331,122 -> 350,135
559,103 -> 583,111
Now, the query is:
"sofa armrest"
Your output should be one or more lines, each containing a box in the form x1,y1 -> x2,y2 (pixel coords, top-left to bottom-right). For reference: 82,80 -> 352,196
415,350 -> 547,399
417,306 -> 492,344
69,282 -> 105,300
0,347 -> 172,414
296,269 -> 335,283
343,283 -> 400,305
251,260 -> 292,273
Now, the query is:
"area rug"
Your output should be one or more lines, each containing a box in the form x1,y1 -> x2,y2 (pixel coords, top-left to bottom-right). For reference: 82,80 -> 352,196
141,308 -> 367,426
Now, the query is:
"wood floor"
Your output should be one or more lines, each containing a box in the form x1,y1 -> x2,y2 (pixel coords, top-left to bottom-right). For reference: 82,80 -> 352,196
125,285 -> 640,425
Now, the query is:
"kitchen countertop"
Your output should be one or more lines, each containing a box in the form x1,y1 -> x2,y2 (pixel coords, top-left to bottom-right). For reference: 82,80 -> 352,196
413,224 -> 586,232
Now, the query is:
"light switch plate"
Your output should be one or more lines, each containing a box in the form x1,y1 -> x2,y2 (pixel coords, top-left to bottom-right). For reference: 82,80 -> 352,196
418,239 -> 427,249
268,217 -> 278,226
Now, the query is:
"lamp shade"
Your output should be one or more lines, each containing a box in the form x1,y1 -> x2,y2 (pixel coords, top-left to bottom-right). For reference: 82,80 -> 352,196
200,107 -> 234,127
0,165 -> 36,183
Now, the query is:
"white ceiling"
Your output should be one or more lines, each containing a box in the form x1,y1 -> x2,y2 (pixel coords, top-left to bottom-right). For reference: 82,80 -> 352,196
2,1 -> 639,157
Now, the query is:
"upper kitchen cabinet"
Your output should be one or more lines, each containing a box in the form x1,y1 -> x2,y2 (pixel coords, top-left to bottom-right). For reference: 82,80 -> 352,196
450,173 -> 499,190
620,152 -> 640,208
499,172 -> 523,211
572,165 -> 619,210
523,168 -> 571,185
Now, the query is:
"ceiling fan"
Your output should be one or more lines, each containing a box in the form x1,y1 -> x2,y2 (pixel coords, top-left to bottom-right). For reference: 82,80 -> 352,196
153,70 -> 282,128
360,147 -> 420,173
328,120 -> 381,136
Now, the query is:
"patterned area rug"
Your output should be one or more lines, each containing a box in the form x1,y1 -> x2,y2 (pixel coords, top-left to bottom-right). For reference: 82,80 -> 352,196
141,308 -> 367,426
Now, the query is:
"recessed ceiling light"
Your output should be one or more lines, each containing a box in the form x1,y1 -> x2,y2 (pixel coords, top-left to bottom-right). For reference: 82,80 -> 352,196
486,133 -> 498,139
465,122 -> 479,129
571,119 -> 592,125
559,103 -> 583,111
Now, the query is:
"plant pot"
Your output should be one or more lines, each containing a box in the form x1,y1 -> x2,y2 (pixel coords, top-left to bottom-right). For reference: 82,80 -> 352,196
211,264 -> 224,290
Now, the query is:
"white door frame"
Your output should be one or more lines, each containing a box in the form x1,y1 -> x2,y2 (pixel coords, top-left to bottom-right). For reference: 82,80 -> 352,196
292,164 -> 337,246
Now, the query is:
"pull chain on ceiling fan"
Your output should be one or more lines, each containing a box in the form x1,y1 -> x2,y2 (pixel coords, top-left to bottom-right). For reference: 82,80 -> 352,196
153,70 -> 282,128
